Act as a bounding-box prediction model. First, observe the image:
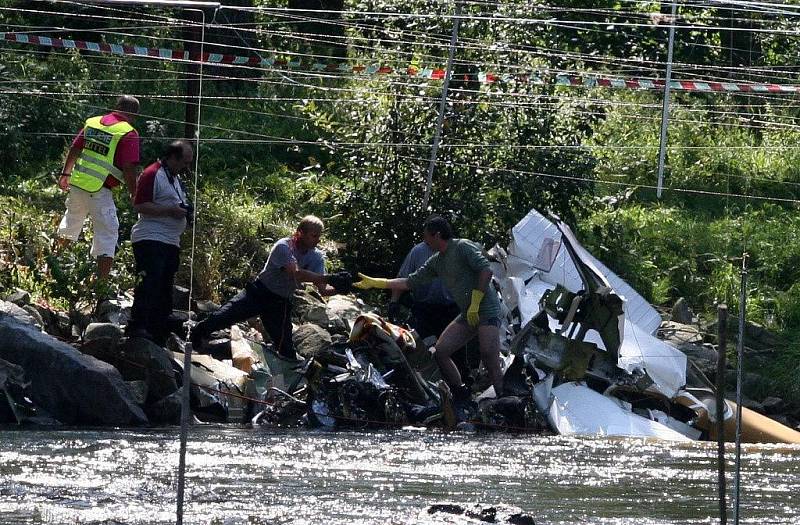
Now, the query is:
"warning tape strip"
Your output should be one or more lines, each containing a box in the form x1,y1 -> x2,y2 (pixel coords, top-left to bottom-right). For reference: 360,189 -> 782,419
4,31 -> 798,94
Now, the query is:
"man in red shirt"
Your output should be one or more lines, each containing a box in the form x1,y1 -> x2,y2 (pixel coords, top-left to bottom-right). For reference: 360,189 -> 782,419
56,95 -> 140,281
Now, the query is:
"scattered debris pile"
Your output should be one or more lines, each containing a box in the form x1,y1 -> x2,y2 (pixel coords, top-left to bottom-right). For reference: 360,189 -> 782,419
0,208 -> 798,443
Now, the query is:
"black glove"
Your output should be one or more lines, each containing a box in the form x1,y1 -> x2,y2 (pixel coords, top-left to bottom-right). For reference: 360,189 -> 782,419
326,271 -> 353,294
387,301 -> 403,324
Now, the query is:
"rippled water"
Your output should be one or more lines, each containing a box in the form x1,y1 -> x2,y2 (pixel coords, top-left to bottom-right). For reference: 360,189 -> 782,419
0,427 -> 797,524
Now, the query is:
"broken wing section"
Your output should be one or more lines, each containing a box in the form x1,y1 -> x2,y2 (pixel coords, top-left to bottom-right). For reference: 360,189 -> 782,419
508,208 -> 662,335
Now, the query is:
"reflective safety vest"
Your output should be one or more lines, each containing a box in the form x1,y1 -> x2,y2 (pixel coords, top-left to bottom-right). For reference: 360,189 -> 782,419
71,116 -> 134,193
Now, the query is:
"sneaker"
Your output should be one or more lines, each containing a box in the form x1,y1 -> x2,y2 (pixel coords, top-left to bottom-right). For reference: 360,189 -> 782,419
452,384 -> 477,423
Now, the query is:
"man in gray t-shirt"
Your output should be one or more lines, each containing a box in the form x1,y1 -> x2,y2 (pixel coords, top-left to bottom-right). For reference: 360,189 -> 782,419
389,241 -> 458,341
354,216 -> 504,411
191,216 -> 343,359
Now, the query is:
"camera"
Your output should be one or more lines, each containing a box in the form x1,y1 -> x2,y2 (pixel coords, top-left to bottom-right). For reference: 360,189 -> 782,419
179,202 -> 194,226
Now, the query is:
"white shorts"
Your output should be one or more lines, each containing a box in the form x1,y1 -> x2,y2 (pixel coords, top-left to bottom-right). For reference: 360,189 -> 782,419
57,186 -> 119,258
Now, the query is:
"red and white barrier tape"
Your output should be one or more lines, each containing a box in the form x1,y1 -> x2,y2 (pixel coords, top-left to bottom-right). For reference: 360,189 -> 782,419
3,31 -> 799,94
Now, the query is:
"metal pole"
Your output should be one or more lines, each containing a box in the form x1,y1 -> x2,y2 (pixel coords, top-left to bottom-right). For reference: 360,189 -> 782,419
176,9 -> 208,524
733,254 -> 748,525
716,304 -> 728,525
421,1 -> 462,211
656,1 -> 677,198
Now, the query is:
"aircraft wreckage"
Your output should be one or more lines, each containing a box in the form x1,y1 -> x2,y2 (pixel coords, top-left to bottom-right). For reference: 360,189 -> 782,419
1,208 -> 799,442
247,208 -> 800,442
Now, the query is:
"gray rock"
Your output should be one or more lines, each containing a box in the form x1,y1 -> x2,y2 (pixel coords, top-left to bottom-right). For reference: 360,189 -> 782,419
704,318 -> 780,352
0,312 -> 147,426
658,321 -> 703,345
21,305 -> 44,330
125,380 -> 149,405
761,396 -> 785,415
658,321 -> 717,378
96,299 -> 132,326
671,297 -> 693,324
293,323 -> 332,359
172,286 -> 196,312
0,300 -> 39,328
81,335 -> 178,405
69,301 -> 94,335
4,289 -> 30,306
194,300 -> 220,318
84,323 -> 123,344
292,289 -> 326,324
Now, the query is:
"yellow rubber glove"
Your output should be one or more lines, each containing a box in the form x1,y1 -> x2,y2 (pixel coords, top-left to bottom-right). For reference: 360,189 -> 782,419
353,272 -> 390,290
466,289 -> 484,327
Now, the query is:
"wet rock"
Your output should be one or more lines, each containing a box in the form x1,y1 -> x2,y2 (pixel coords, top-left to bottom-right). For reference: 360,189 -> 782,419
84,323 -> 123,344
0,312 -> 147,426
426,503 -> 535,524
4,289 -> 30,306
671,297 -> 693,324
293,323 -> 332,359
0,300 -> 39,328
145,387 -> 182,424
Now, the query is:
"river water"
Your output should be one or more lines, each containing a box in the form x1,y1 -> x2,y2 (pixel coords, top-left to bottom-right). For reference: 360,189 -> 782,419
0,427 -> 797,525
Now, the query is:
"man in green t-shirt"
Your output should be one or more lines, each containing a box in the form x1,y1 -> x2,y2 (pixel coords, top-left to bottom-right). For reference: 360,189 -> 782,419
354,216 -> 503,409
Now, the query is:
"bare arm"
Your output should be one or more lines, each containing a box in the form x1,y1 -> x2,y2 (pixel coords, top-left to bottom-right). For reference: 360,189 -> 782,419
390,288 -> 404,303
58,145 -> 82,191
122,164 -> 138,201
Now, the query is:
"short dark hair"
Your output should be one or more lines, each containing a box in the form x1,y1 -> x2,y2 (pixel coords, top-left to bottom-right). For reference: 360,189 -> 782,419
115,95 -> 139,115
423,215 -> 452,240
163,140 -> 191,160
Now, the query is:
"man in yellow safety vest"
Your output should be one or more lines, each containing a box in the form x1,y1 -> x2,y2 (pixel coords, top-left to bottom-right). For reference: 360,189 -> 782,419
56,95 -> 140,281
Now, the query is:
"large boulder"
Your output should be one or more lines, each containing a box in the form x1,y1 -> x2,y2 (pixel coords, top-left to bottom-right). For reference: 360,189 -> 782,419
293,323 -> 332,359
81,336 -> 179,404
1,300 -> 39,328
4,288 -> 31,306
0,313 -> 147,426
84,323 -> 124,344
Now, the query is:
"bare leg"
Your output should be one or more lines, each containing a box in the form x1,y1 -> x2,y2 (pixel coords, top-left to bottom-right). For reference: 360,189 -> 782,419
97,256 -> 113,280
434,319 -> 476,388
478,324 -> 503,394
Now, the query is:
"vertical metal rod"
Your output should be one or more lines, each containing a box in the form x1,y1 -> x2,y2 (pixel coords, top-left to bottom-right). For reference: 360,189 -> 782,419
656,1 -> 677,198
421,1 -> 462,211
733,254 -> 748,525
716,304 -> 728,525
176,8 -> 208,525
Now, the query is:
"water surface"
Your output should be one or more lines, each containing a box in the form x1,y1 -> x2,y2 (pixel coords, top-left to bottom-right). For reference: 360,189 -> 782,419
1,427 -> 797,524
